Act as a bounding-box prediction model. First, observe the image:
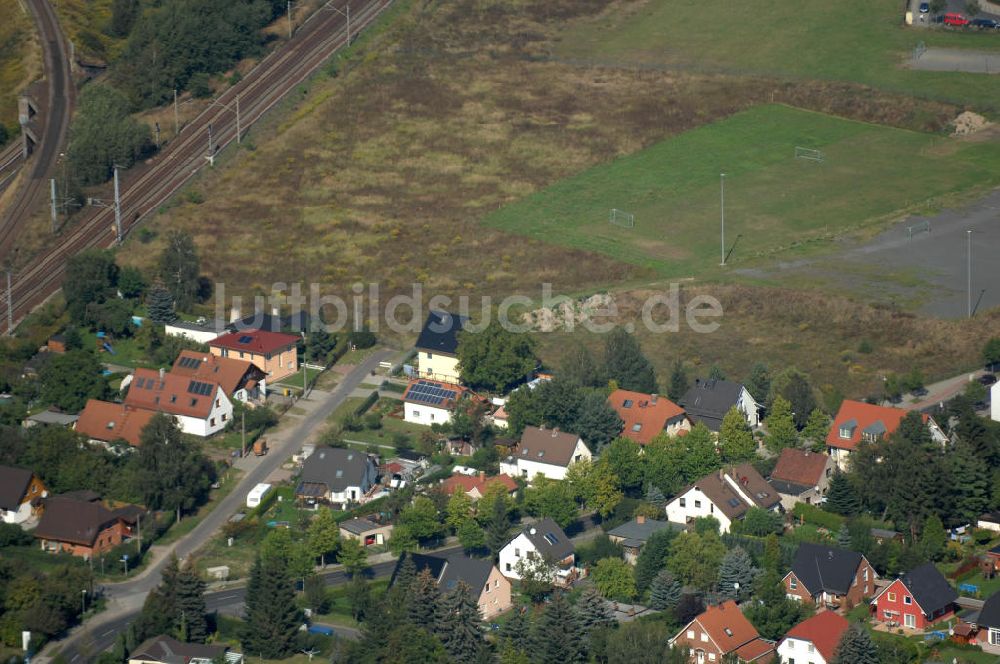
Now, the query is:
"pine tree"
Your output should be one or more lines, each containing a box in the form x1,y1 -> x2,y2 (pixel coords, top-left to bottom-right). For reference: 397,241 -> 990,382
719,407 -> 756,463
134,554 -> 180,641
500,605 -> 531,652
531,592 -> 585,664
437,582 -> 485,664
667,359 -> 689,402
649,569 -> 681,610
409,568 -> 443,631
762,533 -> 782,574
837,523 -> 852,550
603,328 -> 657,394
174,562 -> 207,643
576,586 -> 614,633
744,570 -> 803,640
825,473 -> 861,516
644,483 -> 667,509
745,363 -> 770,404
832,626 -> 879,664
394,554 -> 418,599
634,528 -> 676,594
717,547 -> 758,602
919,514 -> 947,562
145,280 -> 177,324
485,489 -> 512,559
951,439 -> 991,524
241,554 -> 300,658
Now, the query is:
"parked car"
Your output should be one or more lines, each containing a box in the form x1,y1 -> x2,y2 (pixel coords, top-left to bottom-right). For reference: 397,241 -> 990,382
972,17 -> 999,28
919,1 -> 929,11
978,373 -> 997,386
944,12 -> 970,26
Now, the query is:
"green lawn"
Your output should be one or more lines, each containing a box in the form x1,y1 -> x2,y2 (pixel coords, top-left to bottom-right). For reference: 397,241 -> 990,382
274,366 -> 324,389
556,0 -> 1000,111
329,396 -> 428,448
483,104 -> 1000,276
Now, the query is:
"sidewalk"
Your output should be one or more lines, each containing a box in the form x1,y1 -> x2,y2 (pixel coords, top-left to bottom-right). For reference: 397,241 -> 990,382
902,367 -> 986,411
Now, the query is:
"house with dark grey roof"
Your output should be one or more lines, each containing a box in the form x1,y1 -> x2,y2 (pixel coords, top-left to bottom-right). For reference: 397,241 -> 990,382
871,562 -> 958,630
339,517 -> 393,546
128,634 -> 231,664
665,465 -> 781,534
390,551 -> 512,618
607,515 -> 682,564
23,409 -> 80,428
783,542 -> 877,612
34,494 -> 144,559
0,465 -> 47,525
678,378 -> 760,431
414,310 -> 469,384
499,517 -> 577,586
295,446 -> 378,507
975,591 -> 1000,654
499,425 -> 592,482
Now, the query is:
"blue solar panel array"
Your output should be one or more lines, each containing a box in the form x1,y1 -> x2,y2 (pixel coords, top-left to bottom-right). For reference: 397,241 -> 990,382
407,380 -> 458,406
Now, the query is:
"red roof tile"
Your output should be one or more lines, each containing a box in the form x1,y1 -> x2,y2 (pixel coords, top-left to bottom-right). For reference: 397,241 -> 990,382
441,473 -> 518,497
209,329 -> 299,355
172,350 -> 263,396
770,449 -> 831,487
784,611 -> 849,662
827,400 -> 923,451
608,389 -> 686,445
689,601 -> 761,654
734,638 -> 776,662
75,400 -> 158,447
125,369 -> 223,419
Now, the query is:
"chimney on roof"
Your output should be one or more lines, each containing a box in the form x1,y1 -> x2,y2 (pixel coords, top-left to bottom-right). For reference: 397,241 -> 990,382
479,471 -> 485,480
636,515 -> 646,524
552,428 -> 559,436
159,367 -> 165,380
230,305 -> 241,323
271,306 -> 279,316
651,393 -> 658,404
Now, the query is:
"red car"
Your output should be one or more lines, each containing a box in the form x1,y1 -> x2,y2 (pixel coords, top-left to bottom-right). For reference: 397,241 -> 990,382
944,12 -> 970,26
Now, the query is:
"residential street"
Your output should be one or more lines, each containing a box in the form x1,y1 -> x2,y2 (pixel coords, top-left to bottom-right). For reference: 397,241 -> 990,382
902,366 -> 989,411
39,349 -> 393,663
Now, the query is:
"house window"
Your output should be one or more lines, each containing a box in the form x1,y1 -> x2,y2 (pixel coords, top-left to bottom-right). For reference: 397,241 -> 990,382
514,548 -> 520,557
710,504 -> 714,514
686,630 -> 695,639
623,399 -> 633,408
222,414 -> 227,422
216,399 -> 220,407
426,352 -> 433,359
413,410 -> 419,417
904,614 -> 915,628
239,351 -> 245,359
989,627 -> 1000,646
863,568 -> 869,582
903,595 -> 912,605
631,424 -> 642,432
505,563 -> 511,571
887,592 -> 896,602
807,644 -> 814,653
838,428 -> 851,439
694,500 -> 701,509
790,577 -> 797,590
679,498 -> 686,507
700,632 -> 708,642
210,418 -> 216,426
430,413 -> 435,421
708,655 -> 715,662
485,584 -> 491,593
788,659 -> 795,664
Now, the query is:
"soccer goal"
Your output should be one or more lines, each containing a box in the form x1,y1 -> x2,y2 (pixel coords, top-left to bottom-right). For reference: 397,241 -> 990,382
795,146 -> 825,163
609,208 -> 635,228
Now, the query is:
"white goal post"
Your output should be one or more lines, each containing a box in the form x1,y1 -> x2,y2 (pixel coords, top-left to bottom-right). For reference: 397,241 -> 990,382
609,208 -> 635,228
795,146 -> 825,162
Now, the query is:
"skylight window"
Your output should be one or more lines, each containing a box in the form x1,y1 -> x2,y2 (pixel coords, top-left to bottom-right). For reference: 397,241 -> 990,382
632,423 -> 642,432
238,335 -> 253,344
622,399 -> 634,408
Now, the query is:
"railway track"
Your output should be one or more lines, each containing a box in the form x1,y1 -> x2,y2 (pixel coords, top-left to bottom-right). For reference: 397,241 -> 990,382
0,0 -> 392,333
0,0 -> 74,256
0,142 -> 23,194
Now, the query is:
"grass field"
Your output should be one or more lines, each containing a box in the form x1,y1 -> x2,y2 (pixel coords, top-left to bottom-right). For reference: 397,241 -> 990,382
557,0 -> 1000,112
0,0 -> 40,135
485,104 -> 1000,276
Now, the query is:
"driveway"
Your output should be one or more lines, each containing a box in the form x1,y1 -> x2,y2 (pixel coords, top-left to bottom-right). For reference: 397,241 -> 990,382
41,349 -> 393,663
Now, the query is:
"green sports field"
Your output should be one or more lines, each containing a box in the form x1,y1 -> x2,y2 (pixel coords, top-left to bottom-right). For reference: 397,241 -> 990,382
556,0 -> 1000,111
483,105 -> 1000,277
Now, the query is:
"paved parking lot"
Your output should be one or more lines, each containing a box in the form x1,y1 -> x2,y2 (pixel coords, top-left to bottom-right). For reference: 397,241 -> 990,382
907,0 -> 1000,27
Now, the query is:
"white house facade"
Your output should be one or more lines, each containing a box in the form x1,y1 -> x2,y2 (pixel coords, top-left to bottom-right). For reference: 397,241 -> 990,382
665,484 -> 736,533
499,428 -> 592,482
174,387 -> 233,437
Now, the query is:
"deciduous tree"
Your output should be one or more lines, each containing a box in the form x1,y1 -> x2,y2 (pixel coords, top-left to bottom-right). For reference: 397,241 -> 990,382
591,557 -> 636,600
719,407 -> 756,463
158,230 -> 201,311
456,320 -> 536,393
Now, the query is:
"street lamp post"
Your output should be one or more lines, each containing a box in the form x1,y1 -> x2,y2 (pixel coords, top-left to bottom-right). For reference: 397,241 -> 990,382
967,229 -> 973,318
719,173 -> 726,266
81,589 -> 87,615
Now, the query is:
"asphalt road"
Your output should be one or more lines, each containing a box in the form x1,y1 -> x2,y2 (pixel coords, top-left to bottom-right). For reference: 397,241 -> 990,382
0,0 -> 74,253
48,350 -> 393,662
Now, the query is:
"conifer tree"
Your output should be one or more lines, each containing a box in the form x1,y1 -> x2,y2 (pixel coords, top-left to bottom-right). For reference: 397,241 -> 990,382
531,592 -> 585,664
644,483 -> 667,509
603,328 -> 657,394
394,554 -> 418,599
719,407 -> 756,463
649,569 -> 682,611
837,523 -> 852,550
634,528 -> 675,595
437,582 -> 485,663
409,568 -> 443,632
145,279 -> 177,324
764,396 -> 798,452
174,561 -> 207,643
576,586 -> 614,633
500,605 -> 531,652
241,554 -> 300,658
825,473 -> 861,516
801,409 -> 831,451
667,359 -> 689,402
832,626 -> 879,664
951,439 -> 991,524
717,547 -> 758,602
134,554 -> 180,641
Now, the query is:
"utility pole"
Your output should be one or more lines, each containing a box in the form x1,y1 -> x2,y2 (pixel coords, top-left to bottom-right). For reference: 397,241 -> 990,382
155,122 -> 161,150
287,0 -> 293,38
347,3 -> 351,45
113,166 -> 122,244
174,89 -> 180,135
49,178 -> 57,232
207,123 -> 214,166
6,270 -> 12,336
967,229 -> 973,318
136,513 -> 142,553
302,362 -> 307,398
241,408 -> 246,458
719,173 -> 726,266
236,95 -> 241,144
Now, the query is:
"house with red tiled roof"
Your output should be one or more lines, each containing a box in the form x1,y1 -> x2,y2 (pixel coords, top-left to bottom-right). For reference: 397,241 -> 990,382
402,379 -> 473,426
669,601 -> 775,663
171,350 -> 267,404
608,389 -> 690,445
75,400 -> 158,447
768,448 -> 835,510
827,400 -> 947,471
209,329 -> 299,381
124,368 -> 232,437
440,472 -> 518,501
777,611 -> 849,664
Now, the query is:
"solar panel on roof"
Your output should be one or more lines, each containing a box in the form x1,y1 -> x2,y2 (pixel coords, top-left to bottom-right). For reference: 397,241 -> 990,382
179,356 -> 200,369
187,380 -> 214,396
238,335 -> 253,344
728,498 -> 742,508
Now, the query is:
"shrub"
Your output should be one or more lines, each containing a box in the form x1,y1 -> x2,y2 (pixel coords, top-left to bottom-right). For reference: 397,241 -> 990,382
792,502 -> 844,531
363,412 -> 382,430
342,413 -> 363,432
